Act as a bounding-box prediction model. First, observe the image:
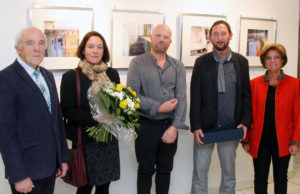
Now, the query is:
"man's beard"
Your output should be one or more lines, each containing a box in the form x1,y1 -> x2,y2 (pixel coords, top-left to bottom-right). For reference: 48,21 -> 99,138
212,41 -> 229,51
152,43 -> 169,53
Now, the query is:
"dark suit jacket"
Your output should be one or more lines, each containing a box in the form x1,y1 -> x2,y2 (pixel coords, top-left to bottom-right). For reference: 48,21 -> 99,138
0,60 -> 70,184
60,67 -> 120,145
190,51 -> 251,132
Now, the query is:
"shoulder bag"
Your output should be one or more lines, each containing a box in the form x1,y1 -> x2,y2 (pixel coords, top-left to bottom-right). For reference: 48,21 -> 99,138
62,69 -> 88,187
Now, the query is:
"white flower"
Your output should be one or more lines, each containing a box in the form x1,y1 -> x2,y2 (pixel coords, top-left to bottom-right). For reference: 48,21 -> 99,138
126,98 -> 134,109
106,88 -> 114,94
111,91 -> 124,100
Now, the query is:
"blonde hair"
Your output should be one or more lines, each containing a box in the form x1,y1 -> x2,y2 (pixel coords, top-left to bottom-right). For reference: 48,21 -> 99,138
260,43 -> 287,68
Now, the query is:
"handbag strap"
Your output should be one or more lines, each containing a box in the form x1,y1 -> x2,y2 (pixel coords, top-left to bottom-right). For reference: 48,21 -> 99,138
73,69 -> 83,147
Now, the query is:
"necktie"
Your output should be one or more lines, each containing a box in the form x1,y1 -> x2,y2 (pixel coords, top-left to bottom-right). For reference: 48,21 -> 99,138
33,70 -> 51,113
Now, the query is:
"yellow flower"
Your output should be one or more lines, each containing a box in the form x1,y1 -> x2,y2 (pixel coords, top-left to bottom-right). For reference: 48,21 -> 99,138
119,100 -> 128,109
133,118 -> 138,122
116,84 -> 125,92
128,88 -> 137,97
136,98 -> 140,103
134,103 -> 140,110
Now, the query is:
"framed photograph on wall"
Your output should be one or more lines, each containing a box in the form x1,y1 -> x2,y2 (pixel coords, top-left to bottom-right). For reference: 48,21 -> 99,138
180,13 -> 226,67
111,9 -> 165,69
238,17 -> 277,67
29,6 -> 94,69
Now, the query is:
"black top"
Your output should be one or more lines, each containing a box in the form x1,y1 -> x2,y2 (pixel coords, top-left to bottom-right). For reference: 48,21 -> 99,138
60,67 -> 120,144
261,86 -> 277,146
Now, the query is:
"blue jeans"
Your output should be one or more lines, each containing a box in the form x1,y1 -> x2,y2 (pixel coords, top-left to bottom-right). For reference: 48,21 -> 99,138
191,140 -> 239,194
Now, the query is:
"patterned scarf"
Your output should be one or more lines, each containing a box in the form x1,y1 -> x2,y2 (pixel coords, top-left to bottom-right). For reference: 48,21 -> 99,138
78,60 -> 111,92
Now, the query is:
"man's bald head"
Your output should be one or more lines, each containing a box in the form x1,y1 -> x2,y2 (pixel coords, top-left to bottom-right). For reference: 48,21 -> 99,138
150,24 -> 172,54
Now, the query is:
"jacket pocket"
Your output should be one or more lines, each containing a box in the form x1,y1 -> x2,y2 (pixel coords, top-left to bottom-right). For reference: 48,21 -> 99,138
19,139 -> 40,149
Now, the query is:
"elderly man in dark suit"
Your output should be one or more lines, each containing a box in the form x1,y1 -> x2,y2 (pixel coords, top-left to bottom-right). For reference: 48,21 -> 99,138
0,26 -> 70,194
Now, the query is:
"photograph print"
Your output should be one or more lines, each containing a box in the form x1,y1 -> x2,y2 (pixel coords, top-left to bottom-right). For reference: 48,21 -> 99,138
180,13 -> 226,67
246,29 -> 268,56
44,21 -> 79,57
239,17 -> 277,66
29,6 -> 94,69
111,9 -> 164,68
190,26 -> 212,56
123,23 -> 153,56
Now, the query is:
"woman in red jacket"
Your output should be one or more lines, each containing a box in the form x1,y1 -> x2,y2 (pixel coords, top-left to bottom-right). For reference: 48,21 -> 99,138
243,44 -> 300,194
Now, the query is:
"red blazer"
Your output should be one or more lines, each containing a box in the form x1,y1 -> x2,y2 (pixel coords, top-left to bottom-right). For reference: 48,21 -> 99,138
245,74 -> 300,158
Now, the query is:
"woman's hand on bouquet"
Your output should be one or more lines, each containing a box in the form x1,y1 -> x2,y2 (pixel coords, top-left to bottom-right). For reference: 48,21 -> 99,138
96,112 -> 113,123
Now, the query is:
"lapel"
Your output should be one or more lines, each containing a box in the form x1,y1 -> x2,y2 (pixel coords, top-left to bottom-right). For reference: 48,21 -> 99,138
13,60 -> 52,115
208,53 -> 218,92
231,52 -> 241,89
40,67 -> 55,114
13,60 -> 39,93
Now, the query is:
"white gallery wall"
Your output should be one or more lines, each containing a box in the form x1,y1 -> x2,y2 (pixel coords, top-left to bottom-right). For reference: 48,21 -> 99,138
0,0 -> 299,194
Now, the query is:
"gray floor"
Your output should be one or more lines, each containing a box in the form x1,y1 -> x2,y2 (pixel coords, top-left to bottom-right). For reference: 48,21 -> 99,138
237,155 -> 300,194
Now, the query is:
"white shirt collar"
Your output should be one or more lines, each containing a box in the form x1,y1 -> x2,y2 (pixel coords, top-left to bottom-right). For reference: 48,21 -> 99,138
17,57 -> 40,76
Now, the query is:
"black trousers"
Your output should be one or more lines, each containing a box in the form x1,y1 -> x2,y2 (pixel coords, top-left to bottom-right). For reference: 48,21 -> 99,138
253,143 -> 291,194
135,117 -> 178,194
10,175 -> 55,194
76,182 -> 110,194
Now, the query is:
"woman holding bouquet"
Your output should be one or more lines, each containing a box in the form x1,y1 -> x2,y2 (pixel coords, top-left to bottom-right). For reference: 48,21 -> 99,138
242,44 -> 300,194
60,31 -> 120,194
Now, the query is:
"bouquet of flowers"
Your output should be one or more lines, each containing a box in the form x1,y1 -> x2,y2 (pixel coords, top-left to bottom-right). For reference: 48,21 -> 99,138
87,83 -> 140,143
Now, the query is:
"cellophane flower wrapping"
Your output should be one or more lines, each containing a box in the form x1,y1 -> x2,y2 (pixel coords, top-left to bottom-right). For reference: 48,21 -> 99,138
87,82 -> 140,143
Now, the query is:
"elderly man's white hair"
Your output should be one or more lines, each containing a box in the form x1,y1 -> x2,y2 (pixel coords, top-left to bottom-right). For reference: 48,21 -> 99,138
15,26 -> 47,49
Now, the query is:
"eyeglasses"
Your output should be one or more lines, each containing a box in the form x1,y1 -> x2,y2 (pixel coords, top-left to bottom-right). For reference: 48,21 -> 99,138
264,56 -> 282,61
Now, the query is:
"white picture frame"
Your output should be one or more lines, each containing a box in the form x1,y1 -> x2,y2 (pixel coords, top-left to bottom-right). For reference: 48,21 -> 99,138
29,6 -> 94,69
180,13 -> 226,67
238,17 -> 277,67
111,9 -> 165,69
